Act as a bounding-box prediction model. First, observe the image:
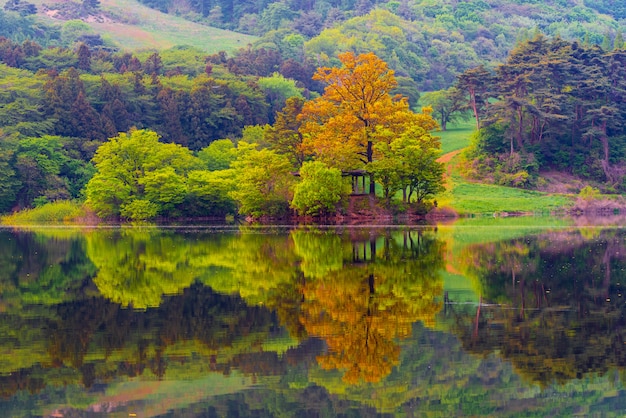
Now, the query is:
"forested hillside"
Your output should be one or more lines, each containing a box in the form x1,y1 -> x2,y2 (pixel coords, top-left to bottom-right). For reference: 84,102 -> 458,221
132,0 -> 626,90
2,0 -> 626,91
1,0 -> 626,220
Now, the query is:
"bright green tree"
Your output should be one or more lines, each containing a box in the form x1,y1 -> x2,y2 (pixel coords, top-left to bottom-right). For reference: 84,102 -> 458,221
85,129 -> 202,219
185,169 -> 237,216
291,161 -> 349,216
420,87 -> 463,131
197,139 -> 237,171
229,147 -> 295,217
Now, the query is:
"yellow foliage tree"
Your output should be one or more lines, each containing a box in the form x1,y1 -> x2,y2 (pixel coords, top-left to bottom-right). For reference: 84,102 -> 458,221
298,52 -> 438,194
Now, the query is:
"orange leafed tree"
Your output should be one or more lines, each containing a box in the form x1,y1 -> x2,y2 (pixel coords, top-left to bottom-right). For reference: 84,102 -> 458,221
298,52 -> 438,195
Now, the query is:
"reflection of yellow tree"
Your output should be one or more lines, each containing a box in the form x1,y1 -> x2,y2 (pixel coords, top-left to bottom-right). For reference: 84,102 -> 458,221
86,229 -> 200,308
300,230 -> 444,384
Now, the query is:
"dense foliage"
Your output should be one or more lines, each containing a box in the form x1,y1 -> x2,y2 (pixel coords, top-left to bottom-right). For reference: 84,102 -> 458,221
0,43 -> 442,220
458,35 -> 626,190
126,0 -> 626,92
0,40 -> 296,215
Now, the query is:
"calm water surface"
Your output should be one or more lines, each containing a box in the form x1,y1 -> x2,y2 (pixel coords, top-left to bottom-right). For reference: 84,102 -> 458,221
2,218 -> 626,417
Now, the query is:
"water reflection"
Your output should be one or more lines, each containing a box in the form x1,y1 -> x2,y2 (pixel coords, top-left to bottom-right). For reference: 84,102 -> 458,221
455,228 -> 626,386
3,223 -> 626,416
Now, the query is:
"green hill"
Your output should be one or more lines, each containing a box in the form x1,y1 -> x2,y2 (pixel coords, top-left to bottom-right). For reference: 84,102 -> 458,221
1,0 -> 257,52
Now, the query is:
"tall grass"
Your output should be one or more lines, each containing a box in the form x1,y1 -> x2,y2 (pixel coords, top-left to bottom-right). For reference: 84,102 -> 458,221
1,201 -> 87,225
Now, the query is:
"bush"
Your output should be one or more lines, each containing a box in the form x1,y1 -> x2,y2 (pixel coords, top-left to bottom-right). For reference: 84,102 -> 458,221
291,161 -> 348,216
578,185 -> 600,201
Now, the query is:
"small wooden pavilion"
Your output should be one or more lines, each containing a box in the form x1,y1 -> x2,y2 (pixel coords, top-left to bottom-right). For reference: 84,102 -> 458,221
292,169 -> 371,195
343,169 -> 369,195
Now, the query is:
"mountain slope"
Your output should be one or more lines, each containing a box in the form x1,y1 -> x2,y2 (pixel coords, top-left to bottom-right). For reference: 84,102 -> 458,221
4,0 -> 257,52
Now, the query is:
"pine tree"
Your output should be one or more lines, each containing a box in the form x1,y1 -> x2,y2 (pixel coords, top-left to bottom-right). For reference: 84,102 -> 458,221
615,31 -> 624,50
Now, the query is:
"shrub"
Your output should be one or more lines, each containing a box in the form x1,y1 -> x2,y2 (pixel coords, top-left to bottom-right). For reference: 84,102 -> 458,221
578,185 -> 600,201
291,161 -> 348,216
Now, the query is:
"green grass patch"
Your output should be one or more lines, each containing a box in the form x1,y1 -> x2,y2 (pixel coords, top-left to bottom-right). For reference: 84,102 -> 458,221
437,120 -> 475,155
436,146 -> 575,215
445,181 -> 573,215
1,201 -> 86,225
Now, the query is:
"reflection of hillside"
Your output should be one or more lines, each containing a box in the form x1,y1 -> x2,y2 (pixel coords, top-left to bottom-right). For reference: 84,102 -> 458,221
454,229 -> 626,386
0,284 -> 309,400
0,229 -> 95,311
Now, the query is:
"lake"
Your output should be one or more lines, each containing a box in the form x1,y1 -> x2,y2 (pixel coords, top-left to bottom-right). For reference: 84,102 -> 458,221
2,217 -> 626,417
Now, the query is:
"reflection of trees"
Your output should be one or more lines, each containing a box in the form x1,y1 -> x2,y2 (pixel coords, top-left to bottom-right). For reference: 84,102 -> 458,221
86,229 -> 204,308
194,230 -> 299,305
454,229 -> 626,385
299,229 -> 445,384
1,226 -> 446,403
0,281 -> 320,399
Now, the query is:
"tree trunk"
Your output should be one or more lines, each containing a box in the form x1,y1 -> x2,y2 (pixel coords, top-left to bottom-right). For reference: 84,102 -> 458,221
516,105 -> 523,152
470,89 -> 480,130
367,140 -> 375,195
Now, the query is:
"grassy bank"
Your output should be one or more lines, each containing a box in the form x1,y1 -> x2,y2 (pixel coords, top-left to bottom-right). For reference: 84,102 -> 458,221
1,201 -> 87,225
436,122 -> 575,216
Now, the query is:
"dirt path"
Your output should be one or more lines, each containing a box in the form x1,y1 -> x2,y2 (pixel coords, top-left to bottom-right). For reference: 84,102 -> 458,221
437,149 -> 463,186
437,149 -> 463,165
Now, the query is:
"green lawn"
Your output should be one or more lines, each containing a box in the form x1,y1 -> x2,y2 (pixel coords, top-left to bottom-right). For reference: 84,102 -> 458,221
443,180 -> 573,215
437,120 -> 475,155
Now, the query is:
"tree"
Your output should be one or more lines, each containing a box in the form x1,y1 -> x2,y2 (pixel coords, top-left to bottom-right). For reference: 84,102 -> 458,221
76,43 -> 90,71
264,97 -> 305,167
84,129 -> 202,219
369,123 -> 444,205
614,30 -> 624,50
291,161 -> 348,216
299,52 -> 437,195
257,72 -> 304,122
0,137 -> 20,212
184,169 -> 237,216
229,146 -> 295,217
420,87 -> 463,131
197,138 -> 237,171
14,135 -> 73,208
454,65 -> 492,129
